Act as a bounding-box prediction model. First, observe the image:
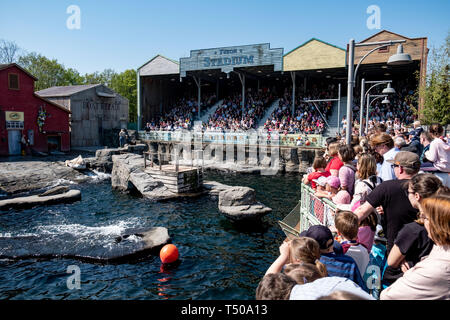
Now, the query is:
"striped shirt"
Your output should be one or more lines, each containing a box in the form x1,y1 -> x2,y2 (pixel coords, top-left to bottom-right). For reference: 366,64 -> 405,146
320,253 -> 368,292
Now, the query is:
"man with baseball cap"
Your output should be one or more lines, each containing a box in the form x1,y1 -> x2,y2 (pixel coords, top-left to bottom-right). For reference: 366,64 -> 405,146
300,225 -> 368,292
354,151 -> 420,287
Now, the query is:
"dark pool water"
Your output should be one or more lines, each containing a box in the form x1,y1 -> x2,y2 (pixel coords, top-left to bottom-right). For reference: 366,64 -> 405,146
0,172 -> 302,300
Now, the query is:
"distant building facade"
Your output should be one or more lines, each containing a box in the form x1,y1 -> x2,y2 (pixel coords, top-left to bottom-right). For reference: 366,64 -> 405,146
37,84 -> 129,147
0,63 -> 71,156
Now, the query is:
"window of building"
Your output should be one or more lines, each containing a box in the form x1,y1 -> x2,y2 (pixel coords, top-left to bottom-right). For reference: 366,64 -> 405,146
8,73 -> 19,90
378,46 -> 389,53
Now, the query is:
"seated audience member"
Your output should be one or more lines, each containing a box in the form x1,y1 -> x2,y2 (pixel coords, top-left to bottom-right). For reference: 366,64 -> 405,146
338,145 -> 357,196
289,276 -> 374,300
334,210 -> 370,278
422,124 -> 450,173
303,156 -> 330,189
299,225 -> 368,292
380,194 -> 450,300
325,142 -> 343,177
370,132 -> 398,181
385,174 -> 448,285
256,273 -> 297,300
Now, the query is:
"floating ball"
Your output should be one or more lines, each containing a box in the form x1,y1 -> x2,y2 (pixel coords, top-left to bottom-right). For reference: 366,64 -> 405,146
160,244 -> 179,264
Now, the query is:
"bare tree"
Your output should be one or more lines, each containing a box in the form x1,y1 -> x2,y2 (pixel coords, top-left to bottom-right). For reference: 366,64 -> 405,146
0,39 -> 21,64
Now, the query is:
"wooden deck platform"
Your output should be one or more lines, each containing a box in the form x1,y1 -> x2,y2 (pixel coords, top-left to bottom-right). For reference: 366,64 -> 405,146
145,165 -> 203,194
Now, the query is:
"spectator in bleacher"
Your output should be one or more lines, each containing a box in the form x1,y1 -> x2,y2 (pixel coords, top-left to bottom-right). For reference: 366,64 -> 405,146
370,132 -> 398,181
298,225 -> 368,292
325,142 -> 343,177
354,151 -> 421,287
334,210 -> 370,279
385,174 -> 447,286
380,194 -> 450,300
338,145 -> 357,196
303,156 -> 330,189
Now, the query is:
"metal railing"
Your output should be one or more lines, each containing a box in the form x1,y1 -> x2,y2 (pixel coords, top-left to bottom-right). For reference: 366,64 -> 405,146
278,183 -> 337,239
138,130 -> 325,148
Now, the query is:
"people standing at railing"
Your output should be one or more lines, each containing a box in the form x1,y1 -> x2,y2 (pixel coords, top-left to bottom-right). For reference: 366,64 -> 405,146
325,142 -> 343,177
315,176 -> 351,206
380,194 -> 450,300
353,151 -> 421,289
384,174 -> 448,287
299,225 -> 368,292
338,145 -> 357,196
302,156 -> 330,189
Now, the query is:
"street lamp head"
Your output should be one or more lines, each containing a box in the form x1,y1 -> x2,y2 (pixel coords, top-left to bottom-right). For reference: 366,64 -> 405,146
387,44 -> 412,65
382,83 -> 396,94
382,97 -> 390,104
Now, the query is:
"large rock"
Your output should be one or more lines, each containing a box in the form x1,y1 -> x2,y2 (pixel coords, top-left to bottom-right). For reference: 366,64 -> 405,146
111,154 -> 177,201
0,226 -> 170,263
0,190 -> 81,211
0,161 -> 88,196
218,186 -> 272,222
218,186 -> 255,207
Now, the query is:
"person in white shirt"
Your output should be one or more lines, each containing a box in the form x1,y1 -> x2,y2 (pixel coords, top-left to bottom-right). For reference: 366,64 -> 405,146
371,132 -> 399,181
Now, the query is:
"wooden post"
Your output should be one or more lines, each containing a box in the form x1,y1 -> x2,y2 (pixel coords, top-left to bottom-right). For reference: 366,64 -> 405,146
158,152 -> 162,171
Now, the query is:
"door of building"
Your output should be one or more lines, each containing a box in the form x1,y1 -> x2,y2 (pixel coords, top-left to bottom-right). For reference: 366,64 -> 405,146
8,130 -> 21,155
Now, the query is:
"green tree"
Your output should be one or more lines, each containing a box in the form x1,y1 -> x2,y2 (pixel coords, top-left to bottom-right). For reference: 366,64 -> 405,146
18,52 -> 76,91
418,32 -> 450,125
110,69 -> 137,122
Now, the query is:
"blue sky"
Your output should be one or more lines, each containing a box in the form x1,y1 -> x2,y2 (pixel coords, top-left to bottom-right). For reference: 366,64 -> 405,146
1,0 -> 448,74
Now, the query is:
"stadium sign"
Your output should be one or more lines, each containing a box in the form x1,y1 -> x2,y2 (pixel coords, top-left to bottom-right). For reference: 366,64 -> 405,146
180,43 -> 283,77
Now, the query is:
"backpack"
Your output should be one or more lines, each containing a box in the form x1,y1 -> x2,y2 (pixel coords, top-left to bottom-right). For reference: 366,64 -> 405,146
359,175 -> 383,205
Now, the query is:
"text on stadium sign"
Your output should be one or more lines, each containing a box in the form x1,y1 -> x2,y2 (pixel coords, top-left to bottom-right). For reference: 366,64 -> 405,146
180,43 -> 283,77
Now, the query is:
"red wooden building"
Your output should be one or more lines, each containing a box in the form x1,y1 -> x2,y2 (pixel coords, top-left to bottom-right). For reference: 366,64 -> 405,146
0,63 -> 71,156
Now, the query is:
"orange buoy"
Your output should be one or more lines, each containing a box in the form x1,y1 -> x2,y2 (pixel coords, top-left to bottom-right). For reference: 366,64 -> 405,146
160,244 -> 179,264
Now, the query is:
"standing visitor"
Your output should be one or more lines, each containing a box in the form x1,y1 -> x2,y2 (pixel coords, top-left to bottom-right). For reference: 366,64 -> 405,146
119,129 -> 126,147
370,133 -> 398,181
380,194 -> 450,300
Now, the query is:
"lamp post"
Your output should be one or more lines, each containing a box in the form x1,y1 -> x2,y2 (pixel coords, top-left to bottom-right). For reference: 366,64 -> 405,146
359,80 -> 395,136
345,39 -> 412,145
365,94 -> 390,135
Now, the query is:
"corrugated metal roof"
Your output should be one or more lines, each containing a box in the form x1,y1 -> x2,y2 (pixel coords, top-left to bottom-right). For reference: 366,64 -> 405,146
36,84 -> 101,97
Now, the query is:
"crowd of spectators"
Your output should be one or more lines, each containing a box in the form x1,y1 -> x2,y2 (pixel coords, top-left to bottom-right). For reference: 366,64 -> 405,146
204,90 -> 274,132
144,94 -> 217,131
263,84 -> 335,134
257,121 -> 449,300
